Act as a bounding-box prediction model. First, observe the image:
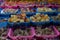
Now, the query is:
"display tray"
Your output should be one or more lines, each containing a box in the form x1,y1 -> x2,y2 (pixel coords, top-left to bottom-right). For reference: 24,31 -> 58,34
0,22 -> 8,28
8,27 -> 35,40
34,26 -> 59,38
55,26 -> 60,33
0,27 -> 9,40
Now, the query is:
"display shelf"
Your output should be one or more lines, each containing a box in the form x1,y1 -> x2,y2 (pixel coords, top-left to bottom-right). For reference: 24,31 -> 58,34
0,0 -> 60,40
